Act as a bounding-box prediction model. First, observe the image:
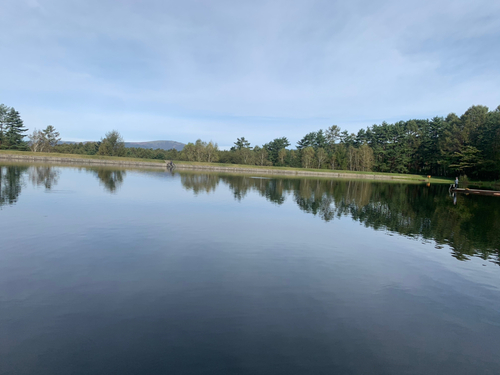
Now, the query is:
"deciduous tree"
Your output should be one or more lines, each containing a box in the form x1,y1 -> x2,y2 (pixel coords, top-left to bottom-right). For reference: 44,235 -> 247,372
97,130 -> 126,157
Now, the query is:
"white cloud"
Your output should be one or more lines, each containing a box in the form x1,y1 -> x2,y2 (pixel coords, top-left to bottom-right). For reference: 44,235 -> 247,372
1,0 -> 499,146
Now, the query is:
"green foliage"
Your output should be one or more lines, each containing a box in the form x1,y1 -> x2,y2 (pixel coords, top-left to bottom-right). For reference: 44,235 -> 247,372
98,130 -> 126,157
263,137 -> 290,164
180,139 -> 220,163
28,125 -> 61,152
297,131 -> 326,150
459,175 -> 469,184
325,125 -> 341,153
253,146 -> 271,166
54,142 -> 101,155
0,105 -> 28,150
4,99 -> 499,180
43,126 -> 61,150
231,137 -> 251,151
301,146 -> 315,168
316,147 -> 327,168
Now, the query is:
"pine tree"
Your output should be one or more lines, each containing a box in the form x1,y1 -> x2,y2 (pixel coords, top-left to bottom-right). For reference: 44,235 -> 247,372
4,108 -> 28,150
43,125 -> 61,150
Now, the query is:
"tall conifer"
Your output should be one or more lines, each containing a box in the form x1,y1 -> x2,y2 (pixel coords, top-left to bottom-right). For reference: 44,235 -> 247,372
4,108 -> 28,150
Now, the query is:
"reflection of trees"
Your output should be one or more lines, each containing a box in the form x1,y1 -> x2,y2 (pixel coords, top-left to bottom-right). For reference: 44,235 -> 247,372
181,174 -> 291,203
180,172 -> 500,264
92,169 -> 126,193
293,180 -> 500,264
220,176 -> 291,204
28,166 -> 60,189
181,174 -> 219,194
0,165 -> 28,207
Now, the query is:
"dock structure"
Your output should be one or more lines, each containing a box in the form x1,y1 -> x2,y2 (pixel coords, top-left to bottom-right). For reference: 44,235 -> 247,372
450,187 -> 500,196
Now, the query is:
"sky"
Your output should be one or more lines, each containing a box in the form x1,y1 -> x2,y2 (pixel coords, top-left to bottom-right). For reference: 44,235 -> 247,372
1,0 -> 500,149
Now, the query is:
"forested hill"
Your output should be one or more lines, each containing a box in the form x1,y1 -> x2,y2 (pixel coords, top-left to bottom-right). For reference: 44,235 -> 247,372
124,140 -> 184,151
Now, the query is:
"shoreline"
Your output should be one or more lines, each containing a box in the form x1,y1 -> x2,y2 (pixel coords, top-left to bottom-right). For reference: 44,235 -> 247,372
0,152 -> 444,182
173,163 -> 430,181
0,152 -> 165,169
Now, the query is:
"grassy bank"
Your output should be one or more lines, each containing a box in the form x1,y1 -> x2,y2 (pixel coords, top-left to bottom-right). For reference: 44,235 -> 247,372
170,160 -> 452,183
0,150 -> 165,164
0,150 -> 453,183
464,180 -> 500,189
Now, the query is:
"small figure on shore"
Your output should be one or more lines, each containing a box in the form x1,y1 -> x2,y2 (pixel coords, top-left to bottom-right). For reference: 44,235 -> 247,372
455,177 -> 459,188
165,160 -> 175,171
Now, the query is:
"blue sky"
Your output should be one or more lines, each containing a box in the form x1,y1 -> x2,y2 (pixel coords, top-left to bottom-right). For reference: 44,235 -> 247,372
1,0 -> 500,148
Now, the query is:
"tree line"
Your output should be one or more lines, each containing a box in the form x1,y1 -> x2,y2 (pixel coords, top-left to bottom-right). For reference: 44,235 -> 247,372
182,104 -> 500,180
2,102 -> 500,179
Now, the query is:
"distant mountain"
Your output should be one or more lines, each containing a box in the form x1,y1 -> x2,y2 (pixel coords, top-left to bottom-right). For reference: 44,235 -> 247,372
59,140 -> 185,151
125,140 -> 185,151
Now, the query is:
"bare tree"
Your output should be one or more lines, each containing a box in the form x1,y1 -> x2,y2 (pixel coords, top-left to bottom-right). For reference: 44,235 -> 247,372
28,129 -> 47,152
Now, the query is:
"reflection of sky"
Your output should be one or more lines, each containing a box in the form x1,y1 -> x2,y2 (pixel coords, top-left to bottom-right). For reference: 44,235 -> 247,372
1,166 -> 500,374
2,0 -> 500,148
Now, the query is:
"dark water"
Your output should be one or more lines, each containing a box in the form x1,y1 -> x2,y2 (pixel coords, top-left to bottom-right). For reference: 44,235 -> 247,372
1,163 -> 500,375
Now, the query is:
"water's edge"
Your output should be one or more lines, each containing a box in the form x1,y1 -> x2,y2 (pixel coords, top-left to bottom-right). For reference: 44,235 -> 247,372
0,153 -> 428,180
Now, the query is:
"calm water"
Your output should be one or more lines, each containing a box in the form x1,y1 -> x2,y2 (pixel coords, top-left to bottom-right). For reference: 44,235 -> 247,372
1,163 -> 500,375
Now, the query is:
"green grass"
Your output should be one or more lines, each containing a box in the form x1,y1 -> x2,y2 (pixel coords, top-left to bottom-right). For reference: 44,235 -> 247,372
169,160 -> 452,183
463,180 -> 500,189
0,150 -> 453,183
0,150 -> 165,164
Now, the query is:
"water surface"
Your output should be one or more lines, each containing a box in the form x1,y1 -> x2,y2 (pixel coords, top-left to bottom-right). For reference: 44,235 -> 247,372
1,163 -> 499,375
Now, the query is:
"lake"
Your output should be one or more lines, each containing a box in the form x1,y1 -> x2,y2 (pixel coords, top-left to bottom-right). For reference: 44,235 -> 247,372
1,162 -> 499,375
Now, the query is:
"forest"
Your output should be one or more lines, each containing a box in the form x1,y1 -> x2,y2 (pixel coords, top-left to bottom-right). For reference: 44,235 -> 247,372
1,103 -> 499,180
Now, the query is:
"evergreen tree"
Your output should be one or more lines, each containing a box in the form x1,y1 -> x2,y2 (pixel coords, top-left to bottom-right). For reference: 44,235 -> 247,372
4,108 -> 28,150
313,130 -> 327,149
263,137 -> 290,164
297,132 -> 316,150
325,125 -> 341,154
43,125 -> 61,150
232,137 -> 251,151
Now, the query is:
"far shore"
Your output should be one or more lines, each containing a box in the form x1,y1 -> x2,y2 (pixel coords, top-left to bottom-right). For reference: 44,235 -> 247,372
0,150 -> 452,183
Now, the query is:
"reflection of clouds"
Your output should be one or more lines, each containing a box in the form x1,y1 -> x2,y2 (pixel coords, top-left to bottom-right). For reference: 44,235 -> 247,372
0,165 -> 28,208
28,166 -> 60,190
